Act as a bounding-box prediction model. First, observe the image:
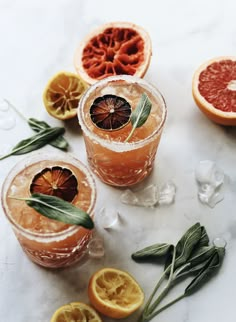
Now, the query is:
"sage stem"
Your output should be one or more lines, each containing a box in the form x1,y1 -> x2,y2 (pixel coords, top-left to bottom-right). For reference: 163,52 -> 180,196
147,246 -> 177,314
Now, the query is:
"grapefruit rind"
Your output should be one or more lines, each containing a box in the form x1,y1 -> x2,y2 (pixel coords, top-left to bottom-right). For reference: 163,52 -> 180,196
74,22 -> 152,85
192,56 -> 236,126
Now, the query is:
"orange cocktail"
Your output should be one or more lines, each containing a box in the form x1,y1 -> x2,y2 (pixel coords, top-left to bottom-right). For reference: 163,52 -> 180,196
78,75 -> 167,186
1,152 -> 96,268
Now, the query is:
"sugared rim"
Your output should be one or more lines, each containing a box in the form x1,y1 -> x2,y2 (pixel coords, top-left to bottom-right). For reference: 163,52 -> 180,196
74,21 -> 152,85
78,75 -> 167,152
1,151 -> 97,241
192,56 -> 236,123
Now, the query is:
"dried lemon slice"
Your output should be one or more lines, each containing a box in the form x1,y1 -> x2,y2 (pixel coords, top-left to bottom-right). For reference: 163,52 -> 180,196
90,94 -> 131,130
50,302 -> 102,322
43,71 -> 88,120
30,166 -> 78,202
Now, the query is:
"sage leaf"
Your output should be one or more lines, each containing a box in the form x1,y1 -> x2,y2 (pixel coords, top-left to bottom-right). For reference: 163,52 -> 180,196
125,93 -> 152,142
174,222 -> 202,267
197,226 -> 210,248
28,118 -> 69,151
132,243 -> 173,260
174,246 -> 216,279
13,193 -> 94,229
185,247 -> 225,295
0,127 -> 65,160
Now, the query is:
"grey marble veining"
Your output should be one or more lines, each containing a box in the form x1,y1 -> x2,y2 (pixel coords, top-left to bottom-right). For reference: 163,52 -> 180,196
0,0 -> 236,321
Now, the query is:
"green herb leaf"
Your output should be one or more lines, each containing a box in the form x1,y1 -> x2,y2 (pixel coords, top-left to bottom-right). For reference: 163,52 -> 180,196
11,193 -> 94,229
185,247 -> 225,295
0,127 -> 65,160
132,243 -> 173,260
174,222 -> 202,267
28,118 -> 69,151
125,93 -> 152,142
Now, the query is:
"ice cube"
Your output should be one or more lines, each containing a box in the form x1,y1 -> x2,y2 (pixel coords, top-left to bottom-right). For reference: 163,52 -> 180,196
213,237 -> 227,248
195,160 -> 225,208
120,189 -> 139,206
98,207 -> 119,229
136,185 -> 159,207
87,238 -> 105,258
158,181 -> 176,205
195,160 -> 224,187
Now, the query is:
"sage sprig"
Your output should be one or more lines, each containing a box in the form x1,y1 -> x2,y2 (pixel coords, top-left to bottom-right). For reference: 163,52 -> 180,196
0,127 -> 65,160
10,193 -> 94,229
132,223 -> 226,322
28,118 -> 69,151
125,93 -> 152,142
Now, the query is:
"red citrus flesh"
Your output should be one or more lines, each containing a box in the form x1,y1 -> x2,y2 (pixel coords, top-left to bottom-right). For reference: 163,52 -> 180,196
198,59 -> 236,112
74,22 -> 152,84
192,57 -> 236,126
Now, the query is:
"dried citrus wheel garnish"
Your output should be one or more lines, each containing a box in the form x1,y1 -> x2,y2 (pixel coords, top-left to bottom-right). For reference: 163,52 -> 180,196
90,94 -> 131,130
30,166 -> 78,202
192,56 -> 236,126
50,302 -> 102,322
88,267 -> 144,319
43,71 -> 88,120
74,22 -> 152,84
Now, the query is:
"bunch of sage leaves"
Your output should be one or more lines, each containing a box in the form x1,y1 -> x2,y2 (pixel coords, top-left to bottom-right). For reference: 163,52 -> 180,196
132,223 -> 226,322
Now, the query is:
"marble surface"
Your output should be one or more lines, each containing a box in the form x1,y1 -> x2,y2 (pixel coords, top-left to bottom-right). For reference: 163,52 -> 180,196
0,0 -> 236,321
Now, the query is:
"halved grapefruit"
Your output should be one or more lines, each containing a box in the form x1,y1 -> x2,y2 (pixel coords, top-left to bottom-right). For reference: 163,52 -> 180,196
74,22 -> 152,85
192,56 -> 236,126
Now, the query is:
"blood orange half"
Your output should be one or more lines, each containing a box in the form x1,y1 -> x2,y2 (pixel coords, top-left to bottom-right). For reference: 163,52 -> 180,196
74,22 -> 152,85
192,56 -> 236,126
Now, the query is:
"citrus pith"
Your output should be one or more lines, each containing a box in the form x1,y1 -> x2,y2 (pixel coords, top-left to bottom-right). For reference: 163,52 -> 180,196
74,22 -> 152,84
88,267 -> 144,319
192,56 -> 236,126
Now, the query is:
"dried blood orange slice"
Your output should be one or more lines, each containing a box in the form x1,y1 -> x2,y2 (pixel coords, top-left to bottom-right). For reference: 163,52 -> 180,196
90,94 -> 131,130
192,57 -> 236,126
30,166 -> 78,202
74,22 -> 152,84
43,71 -> 88,120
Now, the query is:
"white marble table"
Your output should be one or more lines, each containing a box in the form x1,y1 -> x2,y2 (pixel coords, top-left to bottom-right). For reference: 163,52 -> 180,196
0,0 -> 236,321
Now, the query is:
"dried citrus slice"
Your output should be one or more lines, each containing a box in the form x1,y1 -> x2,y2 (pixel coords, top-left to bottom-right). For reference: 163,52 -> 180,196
192,56 -> 236,126
43,71 -> 88,120
30,166 -> 78,202
74,22 -> 152,84
88,267 -> 144,319
50,302 -> 102,322
90,94 -> 131,130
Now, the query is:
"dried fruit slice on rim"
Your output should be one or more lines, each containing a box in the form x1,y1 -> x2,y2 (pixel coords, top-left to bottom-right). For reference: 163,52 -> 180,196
90,94 -> 131,130
30,166 -> 78,202
43,71 -> 88,120
74,22 -> 152,84
192,56 -> 236,126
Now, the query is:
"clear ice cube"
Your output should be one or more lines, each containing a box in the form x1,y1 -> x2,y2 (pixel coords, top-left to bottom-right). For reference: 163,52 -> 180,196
0,116 -> 16,130
213,237 -> 227,248
98,207 -> 119,229
195,160 -> 225,208
158,181 -> 176,205
120,182 -> 175,208
87,238 -> 105,258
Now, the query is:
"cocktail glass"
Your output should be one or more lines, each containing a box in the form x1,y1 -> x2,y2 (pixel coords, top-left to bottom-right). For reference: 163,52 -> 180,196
1,152 -> 96,268
78,75 -> 167,187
